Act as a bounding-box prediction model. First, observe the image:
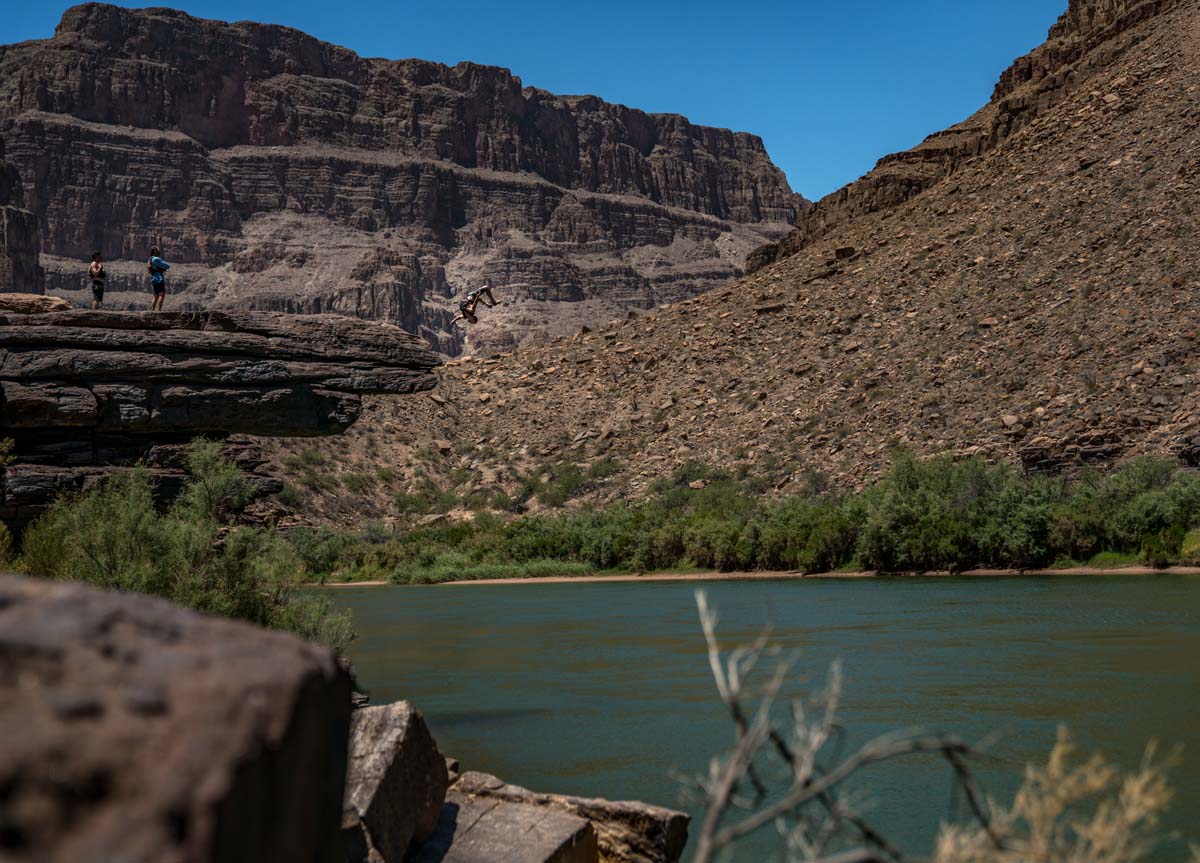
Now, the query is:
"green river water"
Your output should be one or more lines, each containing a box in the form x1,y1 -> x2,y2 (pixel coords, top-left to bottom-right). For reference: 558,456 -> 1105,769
331,575 -> 1200,861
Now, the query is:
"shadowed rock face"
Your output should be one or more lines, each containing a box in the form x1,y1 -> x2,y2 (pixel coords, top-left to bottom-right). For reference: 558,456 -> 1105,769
0,572 -> 352,863
0,136 -> 44,294
0,3 -> 804,353
0,309 -> 441,526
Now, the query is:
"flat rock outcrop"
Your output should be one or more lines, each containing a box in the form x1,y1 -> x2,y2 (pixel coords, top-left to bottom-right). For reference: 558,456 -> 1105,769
451,772 -> 689,863
0,4 -> 803,353
0,310 -> 440,527
409,793 -> 599,863
0,572 -> 352,863
0,136 -> 44,294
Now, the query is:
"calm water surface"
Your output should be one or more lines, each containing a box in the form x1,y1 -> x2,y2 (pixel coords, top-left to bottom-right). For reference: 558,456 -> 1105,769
331,576 -> 1199,861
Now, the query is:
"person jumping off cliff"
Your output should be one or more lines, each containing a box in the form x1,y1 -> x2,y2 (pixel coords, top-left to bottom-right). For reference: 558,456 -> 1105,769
450,279 -> 501,327
88,250 -> 106,310
147,247 -> 170,311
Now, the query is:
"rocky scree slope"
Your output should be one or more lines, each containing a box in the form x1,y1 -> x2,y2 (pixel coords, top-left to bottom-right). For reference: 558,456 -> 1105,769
261,0 -> 1200,524
0,3 -> 804,354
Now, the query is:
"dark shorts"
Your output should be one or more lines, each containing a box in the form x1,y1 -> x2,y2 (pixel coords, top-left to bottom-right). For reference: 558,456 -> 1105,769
91,281 -> 104,301
152,282 -> 166,296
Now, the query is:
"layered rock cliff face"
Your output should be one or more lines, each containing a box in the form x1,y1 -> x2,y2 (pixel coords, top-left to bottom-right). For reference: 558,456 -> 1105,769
0,137 -> 44,294
0,4 -> 803,354
0,310 -> 440,528
748,0 -> 1182,272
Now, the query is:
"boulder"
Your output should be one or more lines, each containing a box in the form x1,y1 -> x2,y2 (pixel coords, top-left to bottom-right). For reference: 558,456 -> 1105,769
0,293 -> 69,313
451,772 -> 689,863
342,702 -> 449,863
408,793 -> 598,863
0,572 -> 353,863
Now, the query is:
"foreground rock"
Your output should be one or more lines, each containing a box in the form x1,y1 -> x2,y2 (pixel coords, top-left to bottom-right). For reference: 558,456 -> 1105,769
0,309 -> 441,528
451,772 -> 689,863
343,702 -> 449,863
409,793 -> 599,863
0,572 -> 352,863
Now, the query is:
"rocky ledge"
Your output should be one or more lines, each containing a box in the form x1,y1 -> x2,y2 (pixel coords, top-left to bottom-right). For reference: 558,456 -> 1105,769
0,310 -> 441,527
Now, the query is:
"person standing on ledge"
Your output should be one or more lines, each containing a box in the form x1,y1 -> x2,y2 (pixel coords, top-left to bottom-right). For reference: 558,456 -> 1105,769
88,250 -> 105,310
147,247 -> 170,311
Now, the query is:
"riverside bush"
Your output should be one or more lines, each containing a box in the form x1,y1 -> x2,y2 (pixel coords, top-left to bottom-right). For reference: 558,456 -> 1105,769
17,441 -> 353,651
319,455 -> 1200,583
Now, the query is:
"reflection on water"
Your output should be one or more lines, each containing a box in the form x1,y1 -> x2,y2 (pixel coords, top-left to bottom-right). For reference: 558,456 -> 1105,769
332,575 -> 1200,862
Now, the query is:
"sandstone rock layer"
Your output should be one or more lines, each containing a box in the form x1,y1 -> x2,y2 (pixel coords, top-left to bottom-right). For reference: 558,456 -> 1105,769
0,572 -> 352,863
0,4 -> 803,353
409,793 -> 600,863
451,771 -> 689,863
0,310 -> 440,526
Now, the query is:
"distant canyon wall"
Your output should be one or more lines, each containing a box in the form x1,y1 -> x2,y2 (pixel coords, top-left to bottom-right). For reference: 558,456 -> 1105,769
0,3 -> 804,353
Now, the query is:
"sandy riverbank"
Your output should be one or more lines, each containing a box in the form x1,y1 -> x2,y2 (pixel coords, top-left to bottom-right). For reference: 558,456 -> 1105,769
309,566 -> 1200,588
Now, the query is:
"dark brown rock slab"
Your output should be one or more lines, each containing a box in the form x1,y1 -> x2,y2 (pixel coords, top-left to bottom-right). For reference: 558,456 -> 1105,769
451,772 -> 689,863
0,572 -> 353,863
408,793 -> 599,863
343,701 -> 449,863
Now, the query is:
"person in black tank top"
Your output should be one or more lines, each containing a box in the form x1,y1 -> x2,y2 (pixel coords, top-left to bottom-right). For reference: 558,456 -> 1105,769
88,250 -> 106,309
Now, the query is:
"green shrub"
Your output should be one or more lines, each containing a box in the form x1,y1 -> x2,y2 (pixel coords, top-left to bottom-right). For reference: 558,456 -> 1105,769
536,464 -> 585,507
342,473 -> 376,495
586,457 -> 624,480
17,444 -> 353,652
309,454 -> 1200,580
277,483 -> 301,508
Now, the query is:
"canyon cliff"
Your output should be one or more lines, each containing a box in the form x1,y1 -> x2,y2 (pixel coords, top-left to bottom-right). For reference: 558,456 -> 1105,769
0,137 -> 44,294
0,4 -> 804,354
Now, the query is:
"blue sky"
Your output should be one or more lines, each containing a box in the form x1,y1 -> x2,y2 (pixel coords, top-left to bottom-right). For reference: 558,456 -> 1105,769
5,0 -> 1064,200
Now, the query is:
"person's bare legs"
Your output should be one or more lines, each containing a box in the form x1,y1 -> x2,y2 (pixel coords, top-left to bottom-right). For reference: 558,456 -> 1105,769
152,291 -> 164,311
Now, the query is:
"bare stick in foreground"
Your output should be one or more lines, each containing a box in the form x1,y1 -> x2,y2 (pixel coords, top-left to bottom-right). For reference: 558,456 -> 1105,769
685,589 -> 1001,863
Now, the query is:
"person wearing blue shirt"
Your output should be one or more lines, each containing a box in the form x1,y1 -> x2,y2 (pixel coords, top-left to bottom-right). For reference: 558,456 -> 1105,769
147,246 -> 170,311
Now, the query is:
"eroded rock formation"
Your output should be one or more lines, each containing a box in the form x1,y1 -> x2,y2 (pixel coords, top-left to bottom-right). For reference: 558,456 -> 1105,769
0,137 -> 44,294
0,3 -> 804,353
0,310 -> 440,527
0,572 -> 352,863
